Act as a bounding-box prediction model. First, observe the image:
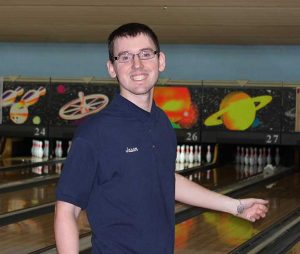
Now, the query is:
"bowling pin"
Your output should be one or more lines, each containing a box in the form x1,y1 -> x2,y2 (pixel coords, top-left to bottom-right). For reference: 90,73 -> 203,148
197,145 -> 202,164
275,147 -> 280,166
235,146 -> 240,164
194,145 -> 198,163
258,148 -> 263,166
43,140 -> 49,158
55,140 -> 63,158
267,147 -> 272,165
188,145 -> 194,163
249,147 -> 254,166
179,145 -> 185,163
185,145 -> 190,163
253,147 -> 258,165
244,148 -> 249,165
262,147 -> 267,165
240,147 -> 244,165
206,145 -> 212,163
31,139 -> 36,157
176,145 -> 180,163
36,141 -> 43,158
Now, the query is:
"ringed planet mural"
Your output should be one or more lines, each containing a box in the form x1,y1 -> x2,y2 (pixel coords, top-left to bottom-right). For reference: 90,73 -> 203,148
204,91 -> 272,131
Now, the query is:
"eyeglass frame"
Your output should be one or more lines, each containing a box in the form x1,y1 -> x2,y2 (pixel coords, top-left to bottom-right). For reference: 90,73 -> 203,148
113,48 -> 159,63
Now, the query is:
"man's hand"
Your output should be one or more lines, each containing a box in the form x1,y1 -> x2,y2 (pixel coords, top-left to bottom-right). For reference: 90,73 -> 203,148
236,198 -> 269,222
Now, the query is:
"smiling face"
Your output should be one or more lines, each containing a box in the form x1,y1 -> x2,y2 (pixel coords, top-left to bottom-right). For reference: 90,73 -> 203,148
107,33 -> 166,104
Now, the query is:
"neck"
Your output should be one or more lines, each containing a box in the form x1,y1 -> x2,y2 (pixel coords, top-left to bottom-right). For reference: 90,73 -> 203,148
120,89 -> 153,112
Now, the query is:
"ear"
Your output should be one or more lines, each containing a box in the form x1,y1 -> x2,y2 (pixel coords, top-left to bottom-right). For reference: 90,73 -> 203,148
107,60 -> 117,78
158,52 -> 166,72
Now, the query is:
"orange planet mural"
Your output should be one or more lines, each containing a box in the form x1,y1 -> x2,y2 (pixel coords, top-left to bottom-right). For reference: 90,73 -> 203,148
153,86 -> 199,129
204,91 -> 272,131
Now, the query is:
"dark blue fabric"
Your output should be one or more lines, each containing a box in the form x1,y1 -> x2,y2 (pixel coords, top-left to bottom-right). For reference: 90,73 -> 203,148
56,93 -> 177,254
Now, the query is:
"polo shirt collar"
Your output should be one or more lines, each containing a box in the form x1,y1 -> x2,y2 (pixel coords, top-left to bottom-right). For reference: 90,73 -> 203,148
113,93 -> 158,123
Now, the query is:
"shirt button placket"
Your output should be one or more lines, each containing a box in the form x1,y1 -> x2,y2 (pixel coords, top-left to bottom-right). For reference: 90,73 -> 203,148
148,127 -> 156,150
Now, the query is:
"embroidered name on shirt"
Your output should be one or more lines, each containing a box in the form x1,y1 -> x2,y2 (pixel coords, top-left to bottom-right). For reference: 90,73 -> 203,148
126,147 -> 139,153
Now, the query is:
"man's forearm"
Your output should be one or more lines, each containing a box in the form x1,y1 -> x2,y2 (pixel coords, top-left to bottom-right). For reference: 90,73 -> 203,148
175,173 -> 238,215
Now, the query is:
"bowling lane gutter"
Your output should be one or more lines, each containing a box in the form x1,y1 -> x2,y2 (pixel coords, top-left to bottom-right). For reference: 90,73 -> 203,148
0,201 -> 55,227
229,207 -> 300,254
0,174 -> 59,193
175,165 -> 295,224
0,157 -> 65,172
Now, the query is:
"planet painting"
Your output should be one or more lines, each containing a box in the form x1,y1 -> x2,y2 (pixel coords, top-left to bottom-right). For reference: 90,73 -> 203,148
153,86 -> 199,129
9,102 -> 29,124
204,91 -> 272,131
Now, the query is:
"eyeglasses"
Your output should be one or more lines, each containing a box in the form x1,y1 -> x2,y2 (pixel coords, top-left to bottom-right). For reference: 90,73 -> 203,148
114,49 -> 158,63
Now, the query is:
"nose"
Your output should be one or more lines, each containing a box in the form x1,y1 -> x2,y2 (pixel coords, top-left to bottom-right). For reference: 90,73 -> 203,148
132,54 -> 143,69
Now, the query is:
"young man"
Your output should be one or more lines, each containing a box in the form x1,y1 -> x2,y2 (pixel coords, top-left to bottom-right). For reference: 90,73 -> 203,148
55,23 -> 269,254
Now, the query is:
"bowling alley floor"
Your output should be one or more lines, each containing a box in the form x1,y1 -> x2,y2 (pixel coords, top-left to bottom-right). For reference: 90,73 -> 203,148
0,160 -> 299,253
174,171 -> 300,253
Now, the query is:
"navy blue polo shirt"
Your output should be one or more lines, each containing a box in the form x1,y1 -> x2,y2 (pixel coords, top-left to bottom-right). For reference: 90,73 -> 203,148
56,93 -> 177,254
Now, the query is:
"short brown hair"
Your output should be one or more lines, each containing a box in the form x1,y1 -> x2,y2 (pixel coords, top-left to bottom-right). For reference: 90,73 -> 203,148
107,23 -> 160,62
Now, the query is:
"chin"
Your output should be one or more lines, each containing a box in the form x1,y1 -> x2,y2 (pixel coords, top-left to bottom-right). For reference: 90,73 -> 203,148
132,89 -> 152,96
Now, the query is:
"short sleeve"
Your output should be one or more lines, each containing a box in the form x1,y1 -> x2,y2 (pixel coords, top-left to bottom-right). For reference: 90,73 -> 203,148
56,136 -> 98,209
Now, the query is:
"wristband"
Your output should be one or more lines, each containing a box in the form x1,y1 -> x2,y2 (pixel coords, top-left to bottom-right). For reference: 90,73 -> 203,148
236,199 -> 245,215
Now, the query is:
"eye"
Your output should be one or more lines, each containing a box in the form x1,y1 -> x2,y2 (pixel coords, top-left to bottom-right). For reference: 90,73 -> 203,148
119,53 -> 130,62
141,50 -> 152,58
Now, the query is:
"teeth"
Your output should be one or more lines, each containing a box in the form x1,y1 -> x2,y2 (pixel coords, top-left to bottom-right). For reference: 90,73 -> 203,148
132,75 -> 146,81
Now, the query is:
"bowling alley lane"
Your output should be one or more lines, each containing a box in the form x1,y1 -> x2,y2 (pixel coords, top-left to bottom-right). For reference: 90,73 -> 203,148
0,161 -> 294,253
0,162 -> 264,218
0,162 -> 62,190
174,171 -> 300,254
0,182 -> 56,215
0,211 -> 90,254
175,163 -> 283,214
0,160 -> 290,215
0,162 -> 62,226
